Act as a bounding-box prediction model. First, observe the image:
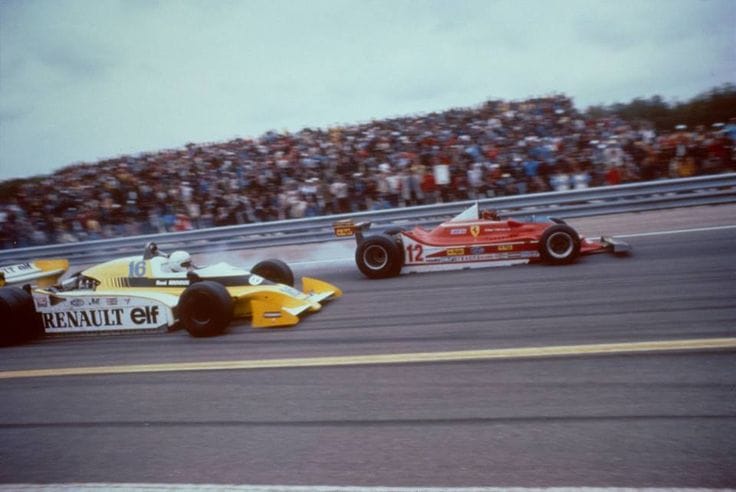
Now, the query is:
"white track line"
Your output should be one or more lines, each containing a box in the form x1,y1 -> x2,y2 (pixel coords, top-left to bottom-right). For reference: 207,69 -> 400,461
616,224 -> 736,238
2,337 -> 734,380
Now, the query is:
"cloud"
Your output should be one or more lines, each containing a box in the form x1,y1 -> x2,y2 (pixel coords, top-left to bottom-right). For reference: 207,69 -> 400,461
1,0 -> 734,180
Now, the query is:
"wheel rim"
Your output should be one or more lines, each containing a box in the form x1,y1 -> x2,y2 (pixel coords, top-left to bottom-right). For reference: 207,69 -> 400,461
546,232 -> 574,259
363,244 -> 389,271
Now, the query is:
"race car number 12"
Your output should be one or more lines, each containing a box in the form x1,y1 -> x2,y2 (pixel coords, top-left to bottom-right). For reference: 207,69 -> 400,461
406,244 -> 424,262
128,261 -> 146,277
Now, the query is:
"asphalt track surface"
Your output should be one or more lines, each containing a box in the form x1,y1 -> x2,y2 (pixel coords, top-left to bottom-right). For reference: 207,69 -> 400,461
0,208 -> 735,488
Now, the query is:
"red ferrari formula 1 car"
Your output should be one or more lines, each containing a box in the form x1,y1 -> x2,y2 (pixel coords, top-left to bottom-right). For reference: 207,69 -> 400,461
334,203 -> 630,279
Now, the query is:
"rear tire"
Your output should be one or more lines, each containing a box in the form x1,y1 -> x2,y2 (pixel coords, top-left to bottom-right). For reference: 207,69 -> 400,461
178,281 -> 233,337
539,224 -> 581,265
355,234 -> 403,279
0,287 -> 41,346
251,259 -> 294,287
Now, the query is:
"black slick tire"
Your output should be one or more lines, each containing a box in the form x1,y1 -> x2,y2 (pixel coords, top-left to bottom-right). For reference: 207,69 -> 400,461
355,234 -> 403,279
178,281 -> 234,338
0,287 -> 41,346
539,224 -> 581,265
251,259 -> 295,287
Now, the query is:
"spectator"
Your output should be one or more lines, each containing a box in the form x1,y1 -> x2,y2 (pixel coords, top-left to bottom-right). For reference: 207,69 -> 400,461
1,94 -> 733,248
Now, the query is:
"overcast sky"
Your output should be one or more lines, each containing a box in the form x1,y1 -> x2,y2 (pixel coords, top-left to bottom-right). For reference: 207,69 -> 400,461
1,0 -> 734,181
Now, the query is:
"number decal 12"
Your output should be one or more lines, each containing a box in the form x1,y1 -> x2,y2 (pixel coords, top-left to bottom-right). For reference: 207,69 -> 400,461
406,244 -> 424,263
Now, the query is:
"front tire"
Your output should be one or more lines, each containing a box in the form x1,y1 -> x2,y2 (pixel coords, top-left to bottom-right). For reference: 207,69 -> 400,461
539,224 -> 581,265
178,281 -> 233,337
355,234 -> 403,279
251,259 -> 295,286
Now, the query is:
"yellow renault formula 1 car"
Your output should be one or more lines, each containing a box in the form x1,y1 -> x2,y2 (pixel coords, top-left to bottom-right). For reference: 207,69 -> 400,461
0,242 -> 341,345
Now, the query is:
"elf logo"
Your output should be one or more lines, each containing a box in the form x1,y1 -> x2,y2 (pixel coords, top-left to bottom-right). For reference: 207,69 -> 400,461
131,306 -> 160,325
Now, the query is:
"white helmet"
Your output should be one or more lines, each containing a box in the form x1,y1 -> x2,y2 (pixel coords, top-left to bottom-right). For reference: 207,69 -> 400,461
168,251 -> 192,272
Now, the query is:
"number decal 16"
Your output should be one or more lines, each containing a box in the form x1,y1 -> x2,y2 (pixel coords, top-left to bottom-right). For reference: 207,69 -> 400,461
128,260 -> 146,277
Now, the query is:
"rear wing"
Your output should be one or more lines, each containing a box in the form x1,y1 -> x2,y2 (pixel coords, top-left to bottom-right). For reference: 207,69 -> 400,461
0,259 -> 69,288
333,219 -> 372,243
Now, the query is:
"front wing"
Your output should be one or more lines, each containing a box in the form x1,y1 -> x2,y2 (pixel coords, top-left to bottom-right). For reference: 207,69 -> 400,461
231,277 -> 343,328
580,236 -> 632,255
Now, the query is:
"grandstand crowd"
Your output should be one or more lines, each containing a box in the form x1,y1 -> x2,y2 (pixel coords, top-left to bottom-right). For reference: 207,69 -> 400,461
1,95 -> 735,248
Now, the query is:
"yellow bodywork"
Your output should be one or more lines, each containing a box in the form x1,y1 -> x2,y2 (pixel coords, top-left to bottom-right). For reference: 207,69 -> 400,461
228,278 -> 343,328
0,259 -> 69,288
81,256 -> 341,329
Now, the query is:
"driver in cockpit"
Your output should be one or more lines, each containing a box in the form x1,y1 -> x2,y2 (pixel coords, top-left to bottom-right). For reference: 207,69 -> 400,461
167,251 -> 193,273
145,242 -> 194,273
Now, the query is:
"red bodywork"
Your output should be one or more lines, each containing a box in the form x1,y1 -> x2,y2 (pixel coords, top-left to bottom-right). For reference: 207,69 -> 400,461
402,217 -> 604,259
335,204 -> 629,277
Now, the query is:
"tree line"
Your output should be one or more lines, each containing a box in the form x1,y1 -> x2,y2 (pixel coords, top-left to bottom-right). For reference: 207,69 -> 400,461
585,84 -> 736,131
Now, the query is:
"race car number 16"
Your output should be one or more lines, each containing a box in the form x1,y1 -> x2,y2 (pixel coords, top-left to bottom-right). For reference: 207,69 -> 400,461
128,261 -> 146,277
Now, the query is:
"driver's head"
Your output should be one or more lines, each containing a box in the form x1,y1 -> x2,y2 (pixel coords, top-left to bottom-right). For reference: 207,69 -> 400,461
168,251 -> 192,272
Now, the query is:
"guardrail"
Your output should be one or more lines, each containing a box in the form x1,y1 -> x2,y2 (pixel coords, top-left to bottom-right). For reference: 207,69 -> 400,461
2,173 -> 735,264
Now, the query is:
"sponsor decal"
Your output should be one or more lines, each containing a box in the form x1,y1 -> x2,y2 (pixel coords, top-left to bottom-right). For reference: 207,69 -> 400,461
427,249 -> 540,264
497,244 -> 513,251
37,296 -> 170,332
0,262 -> 39,275
334,227 -> 355,237
520,251 -> 540,258
41,306 -> 161,331
129,275 -> 255,288
155,279 -> 190,287
450,228 -> 467,236
49,295 -> 66,306
446,248 -> 465,256
470,225 -> 480,238
130,306 -> 160,325
440,255 -> 483,263
249,275 -> 264,286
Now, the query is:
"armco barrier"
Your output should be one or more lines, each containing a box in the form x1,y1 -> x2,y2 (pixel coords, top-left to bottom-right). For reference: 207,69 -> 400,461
1,173 -> 735,265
